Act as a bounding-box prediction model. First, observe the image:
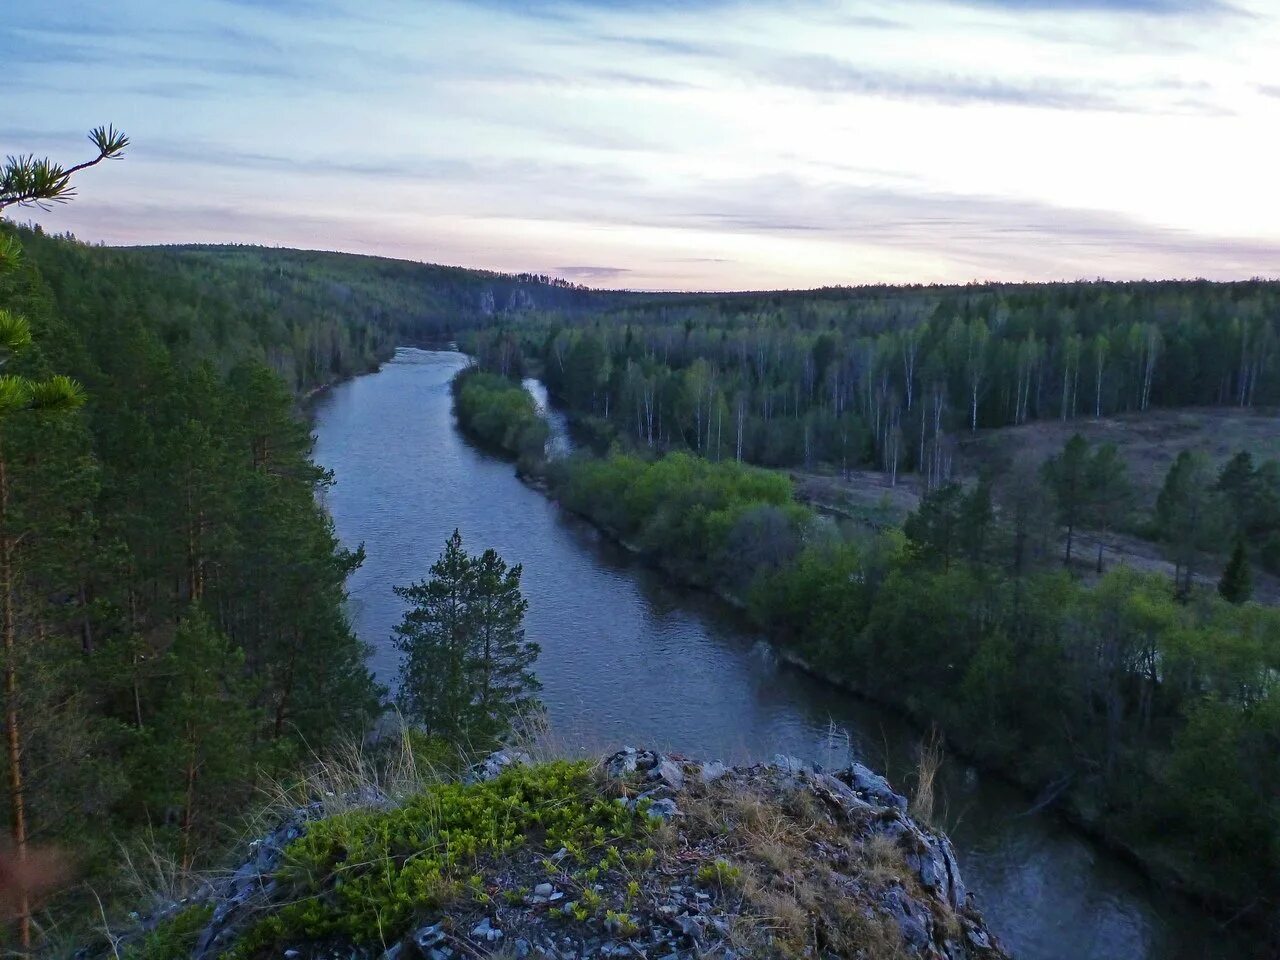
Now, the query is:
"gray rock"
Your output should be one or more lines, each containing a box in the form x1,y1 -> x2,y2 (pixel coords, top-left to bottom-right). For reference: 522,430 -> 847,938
772,754 -> 811,776
967,925 -> 992,949
647,798 -> 680,820
879,889 -> 930,949
699,760 -> 727,783
412,922 -> 447,954
846,762 -> 908,812
811,772 -> 876,816
605,748 -> 639,777
533,882 -> 555,898
471,750 -> 531,783
649,759 -> 685,792
471,918 -> 504,942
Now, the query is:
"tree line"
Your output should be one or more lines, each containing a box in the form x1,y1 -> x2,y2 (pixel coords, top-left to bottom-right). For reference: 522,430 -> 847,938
468,277 -> 1280,483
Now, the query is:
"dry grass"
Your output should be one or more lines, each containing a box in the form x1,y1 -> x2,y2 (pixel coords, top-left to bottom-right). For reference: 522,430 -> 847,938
670,773 -> 917,960
909,727 -> 945,827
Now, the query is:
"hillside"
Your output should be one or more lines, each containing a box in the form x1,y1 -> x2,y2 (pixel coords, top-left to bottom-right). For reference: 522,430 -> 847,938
5,227 -> 640,395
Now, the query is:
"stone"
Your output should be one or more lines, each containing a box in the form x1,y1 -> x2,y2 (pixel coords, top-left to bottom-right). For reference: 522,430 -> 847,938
699,760 -> 727,783
846,762 -> 908,812
533,882 -> 555,898
471,918 -> 503,942
647,798 -> 680,820
649,759 -> 686,791
412,922 -> 447,954
772,754 -> 811,776
967,926 -> 992,949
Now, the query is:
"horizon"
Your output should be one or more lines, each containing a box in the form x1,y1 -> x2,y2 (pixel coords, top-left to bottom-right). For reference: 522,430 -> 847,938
5,0 -> 1280,291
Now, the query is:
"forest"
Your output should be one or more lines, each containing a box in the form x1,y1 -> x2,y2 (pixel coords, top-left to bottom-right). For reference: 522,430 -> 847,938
0,218 -> 395,949
480,279 -> 1280,479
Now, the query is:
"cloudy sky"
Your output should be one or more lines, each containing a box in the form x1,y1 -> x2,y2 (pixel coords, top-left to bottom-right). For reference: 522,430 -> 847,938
4,0 -> 1279,290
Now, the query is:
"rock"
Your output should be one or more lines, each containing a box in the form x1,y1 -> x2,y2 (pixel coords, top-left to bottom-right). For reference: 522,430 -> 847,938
967,925 -> 992,950
116,747 -> 1005,960
412,922 -> 447,954
471,918 -> 503,942
772,754 -> 811,776
606,747 -> 640,777
470,750 -> 531,783
649,759 -> 686,791
845,762 -> 909,812
907,830 -> 966,910
811,772 -> 876,816
699,760 -> 727,783
647,798 -> 680,820
880,888 -> 931,949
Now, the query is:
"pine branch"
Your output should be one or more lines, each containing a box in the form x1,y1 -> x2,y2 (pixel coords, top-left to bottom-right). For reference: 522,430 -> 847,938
0,125 -> 129,212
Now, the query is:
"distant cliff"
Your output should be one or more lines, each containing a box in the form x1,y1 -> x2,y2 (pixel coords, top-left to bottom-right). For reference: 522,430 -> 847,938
112,748 -> 1008,960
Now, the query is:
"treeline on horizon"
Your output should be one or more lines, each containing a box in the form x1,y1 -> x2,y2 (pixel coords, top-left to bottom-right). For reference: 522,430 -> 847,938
461,275 -> 1279,482
7,226 -> 645,396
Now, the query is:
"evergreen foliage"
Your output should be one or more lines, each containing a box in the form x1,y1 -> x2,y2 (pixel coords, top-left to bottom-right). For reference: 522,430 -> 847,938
394,531 -> 540,745
1219,537 -> 1253,604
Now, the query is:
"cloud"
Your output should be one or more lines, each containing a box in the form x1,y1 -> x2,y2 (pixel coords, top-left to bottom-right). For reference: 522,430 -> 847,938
762,54 -> 1123,111
946,0 -> 1239,13
555,265 -> 632,280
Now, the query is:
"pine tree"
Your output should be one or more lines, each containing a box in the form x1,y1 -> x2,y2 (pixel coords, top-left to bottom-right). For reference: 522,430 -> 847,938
1218,538 -> 1253,604
1043,433 -> 1090,566
468,548 -> 539,742
393,531 -> 540,745
137,610 -> 258,873
394,530 -> 475,739
0,233 -> 89,949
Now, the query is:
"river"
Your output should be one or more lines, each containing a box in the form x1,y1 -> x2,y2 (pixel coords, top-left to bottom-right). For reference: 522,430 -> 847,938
310,347 -> 1241,960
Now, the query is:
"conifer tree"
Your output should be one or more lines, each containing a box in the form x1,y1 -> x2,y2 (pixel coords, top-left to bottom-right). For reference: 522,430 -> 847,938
0,233 -> 88,949
468,548 -> 539,742
137,611 -> 258,873
393,531 -> 539,745
1218,537 -> 1253,604
394,530 -> 475,738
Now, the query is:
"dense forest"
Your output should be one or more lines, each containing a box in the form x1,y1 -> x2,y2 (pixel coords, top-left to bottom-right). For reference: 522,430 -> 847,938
475,279 -> 1280,481
0,219 -> 394,949
9,225 -> 643,396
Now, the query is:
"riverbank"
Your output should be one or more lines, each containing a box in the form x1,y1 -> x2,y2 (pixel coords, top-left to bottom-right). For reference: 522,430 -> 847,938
501,410 -> 1270,946
536,468 -> 1246,920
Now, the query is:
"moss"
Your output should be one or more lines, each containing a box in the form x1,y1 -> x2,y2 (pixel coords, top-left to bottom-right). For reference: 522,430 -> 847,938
232,761 -> 646,957
123,904 -> 213,960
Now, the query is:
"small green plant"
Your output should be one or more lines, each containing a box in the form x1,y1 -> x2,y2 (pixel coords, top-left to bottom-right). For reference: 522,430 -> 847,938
605,910 -> 640,937
230,761 -> 646,957
123,904 -> 213,960
695,859 -> 743,889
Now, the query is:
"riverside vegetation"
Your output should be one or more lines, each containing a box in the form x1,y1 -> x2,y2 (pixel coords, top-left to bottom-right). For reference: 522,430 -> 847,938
454,362 -> 1280,939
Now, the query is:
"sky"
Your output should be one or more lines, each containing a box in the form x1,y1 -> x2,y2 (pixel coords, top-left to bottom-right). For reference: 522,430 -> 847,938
4,0 -> 1280,291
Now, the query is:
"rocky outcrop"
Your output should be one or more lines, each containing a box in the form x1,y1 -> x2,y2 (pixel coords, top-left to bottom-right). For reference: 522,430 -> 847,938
112,749 -> 1008,960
